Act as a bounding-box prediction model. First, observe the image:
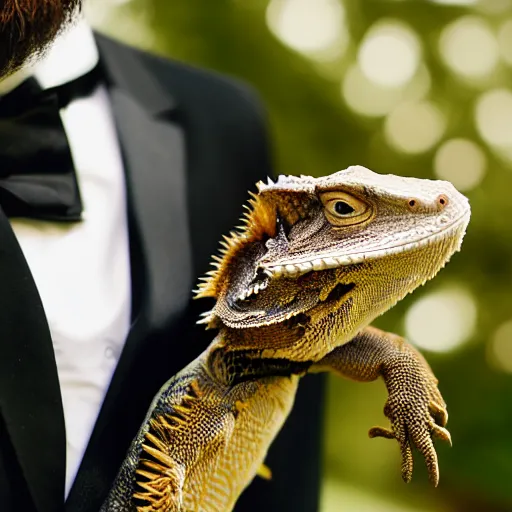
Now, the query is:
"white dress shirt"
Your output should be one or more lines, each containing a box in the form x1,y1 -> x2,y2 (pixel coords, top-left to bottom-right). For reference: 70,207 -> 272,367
1,21 -> 132,497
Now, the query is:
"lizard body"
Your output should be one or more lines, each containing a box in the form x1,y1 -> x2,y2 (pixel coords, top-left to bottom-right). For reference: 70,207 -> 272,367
101,166 -> 470,512
103,346 -> 299,512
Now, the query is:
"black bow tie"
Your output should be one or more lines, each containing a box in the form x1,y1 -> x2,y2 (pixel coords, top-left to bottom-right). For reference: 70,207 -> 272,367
0,68 -> 100,221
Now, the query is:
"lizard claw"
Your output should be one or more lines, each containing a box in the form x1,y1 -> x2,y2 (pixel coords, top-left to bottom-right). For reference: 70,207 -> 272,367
369,368 -> 451,487
429,400 -> 448,426
430,421 -> 452,447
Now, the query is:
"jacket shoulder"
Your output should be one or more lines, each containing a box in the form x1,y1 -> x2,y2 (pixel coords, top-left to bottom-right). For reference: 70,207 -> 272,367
94,33 -> 273,275
94,32 -> 265,120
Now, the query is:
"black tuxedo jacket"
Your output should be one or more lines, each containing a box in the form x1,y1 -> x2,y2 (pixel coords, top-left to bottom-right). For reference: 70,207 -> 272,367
0,35 -> 324,512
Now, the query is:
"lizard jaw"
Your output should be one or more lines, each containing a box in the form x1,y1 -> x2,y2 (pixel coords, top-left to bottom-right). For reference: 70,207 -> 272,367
261,210 -> 470,279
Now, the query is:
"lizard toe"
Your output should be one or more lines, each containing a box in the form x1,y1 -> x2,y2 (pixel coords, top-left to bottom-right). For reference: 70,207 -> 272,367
413,430 -> 439,487
368,426 -> 395,440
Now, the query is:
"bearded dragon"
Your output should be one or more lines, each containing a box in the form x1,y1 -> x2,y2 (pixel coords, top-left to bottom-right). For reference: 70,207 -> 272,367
101,165 -> 471,512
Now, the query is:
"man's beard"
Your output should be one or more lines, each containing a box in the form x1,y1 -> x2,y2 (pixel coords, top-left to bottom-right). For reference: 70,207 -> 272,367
0,0 -> 82,80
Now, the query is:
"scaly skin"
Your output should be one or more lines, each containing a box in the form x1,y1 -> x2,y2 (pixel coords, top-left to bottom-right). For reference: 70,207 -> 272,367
101,341 -> 301,512
101,166 -> 470,511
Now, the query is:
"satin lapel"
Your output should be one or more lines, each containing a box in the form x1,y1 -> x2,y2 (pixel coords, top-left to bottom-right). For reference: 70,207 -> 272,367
109,86 -> 193,330
94,33 -> 192,329
65,38 -> 193,511
0,210 -> 65,512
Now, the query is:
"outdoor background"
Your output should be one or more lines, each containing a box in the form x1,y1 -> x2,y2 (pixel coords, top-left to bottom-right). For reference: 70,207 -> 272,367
86,0 -> 512,510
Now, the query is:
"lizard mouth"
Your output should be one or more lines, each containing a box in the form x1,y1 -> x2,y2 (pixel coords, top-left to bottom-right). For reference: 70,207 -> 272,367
261,210 -> 470,279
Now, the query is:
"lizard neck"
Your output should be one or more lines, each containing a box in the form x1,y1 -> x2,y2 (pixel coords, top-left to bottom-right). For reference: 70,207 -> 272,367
205,328 -> 312,388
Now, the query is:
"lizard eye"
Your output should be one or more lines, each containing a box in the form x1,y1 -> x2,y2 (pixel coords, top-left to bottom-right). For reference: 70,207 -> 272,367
320,191 -> 373,227
334,201 -> 354,215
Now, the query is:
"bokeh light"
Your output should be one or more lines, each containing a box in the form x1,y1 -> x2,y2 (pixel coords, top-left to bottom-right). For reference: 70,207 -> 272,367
475,88 -> 512,152
439,16 -> 499,80
434,138 -> 486,191
498,19 -> 512,66
429,0 -> 476,4
358,20 -> 421,88
384,101 -> 445,154
266,0 -> 347,59
405,287 -> 477,352
341,65 -> 402,118
476,0 -> 512,14
488,320 -> 512,373
342,63 -> 431,118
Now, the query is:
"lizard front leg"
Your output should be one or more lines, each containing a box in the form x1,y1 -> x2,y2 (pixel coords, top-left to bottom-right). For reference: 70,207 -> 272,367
310,325 -> 451,486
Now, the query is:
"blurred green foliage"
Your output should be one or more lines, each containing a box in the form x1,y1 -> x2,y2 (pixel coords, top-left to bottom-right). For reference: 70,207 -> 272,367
89,0 -> 512,510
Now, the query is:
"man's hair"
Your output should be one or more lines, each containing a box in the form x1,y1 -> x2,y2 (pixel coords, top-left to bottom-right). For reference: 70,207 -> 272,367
0,0 -> 82,79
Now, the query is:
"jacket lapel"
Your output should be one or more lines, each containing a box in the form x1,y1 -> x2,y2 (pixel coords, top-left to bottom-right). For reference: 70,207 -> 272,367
0,211 -> 66,512
91,81 -> 194,423
94,32 -> 193,371
65,36 -> 194,511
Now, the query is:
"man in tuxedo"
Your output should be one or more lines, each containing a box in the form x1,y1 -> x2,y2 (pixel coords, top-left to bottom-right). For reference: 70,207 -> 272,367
0,1 -> 324,511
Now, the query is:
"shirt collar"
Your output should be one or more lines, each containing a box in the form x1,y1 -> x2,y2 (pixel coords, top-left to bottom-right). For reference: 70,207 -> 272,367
0,18 -> 99,96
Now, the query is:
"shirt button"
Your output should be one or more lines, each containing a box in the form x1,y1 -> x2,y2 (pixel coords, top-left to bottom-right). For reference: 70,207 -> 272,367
104,345 -> 117,360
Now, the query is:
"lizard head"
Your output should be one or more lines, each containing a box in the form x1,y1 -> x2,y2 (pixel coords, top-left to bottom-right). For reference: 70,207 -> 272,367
196,165 -> 470,359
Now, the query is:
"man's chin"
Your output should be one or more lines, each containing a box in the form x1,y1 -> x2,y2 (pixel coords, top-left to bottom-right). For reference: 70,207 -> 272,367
0,0 -> 82,80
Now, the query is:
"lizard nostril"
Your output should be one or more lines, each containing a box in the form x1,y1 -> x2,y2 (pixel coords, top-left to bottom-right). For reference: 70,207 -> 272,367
437,194 -> 449,209
407,198 -> 418,211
